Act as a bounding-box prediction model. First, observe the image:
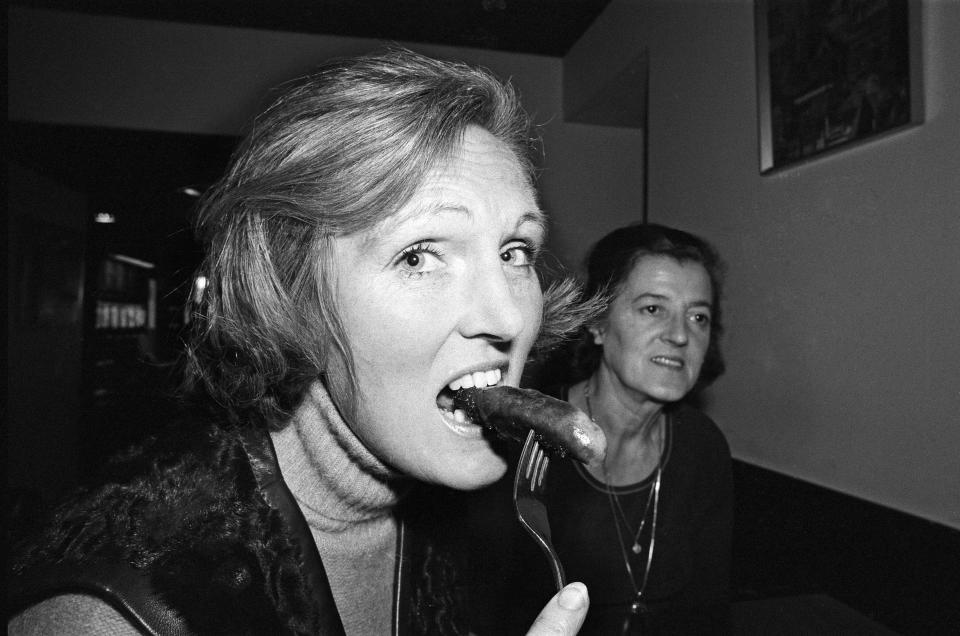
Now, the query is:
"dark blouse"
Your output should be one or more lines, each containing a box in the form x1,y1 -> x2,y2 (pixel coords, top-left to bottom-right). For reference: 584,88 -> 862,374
449,392 -> 734,635
544,400 -> 733,634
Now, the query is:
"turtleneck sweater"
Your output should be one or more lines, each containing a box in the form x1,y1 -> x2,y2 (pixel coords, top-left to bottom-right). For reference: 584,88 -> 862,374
270,381 -> 406,636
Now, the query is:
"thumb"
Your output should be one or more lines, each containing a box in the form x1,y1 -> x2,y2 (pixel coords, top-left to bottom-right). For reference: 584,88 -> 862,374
526,582 -> 589,635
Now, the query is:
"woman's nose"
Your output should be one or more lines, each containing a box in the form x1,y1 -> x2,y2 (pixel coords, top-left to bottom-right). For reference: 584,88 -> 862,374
661,312 -> 689,346
458,266 -> 526,343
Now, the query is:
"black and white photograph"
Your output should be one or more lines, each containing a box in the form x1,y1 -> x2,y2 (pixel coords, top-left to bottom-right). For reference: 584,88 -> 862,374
7,2 -> 959,635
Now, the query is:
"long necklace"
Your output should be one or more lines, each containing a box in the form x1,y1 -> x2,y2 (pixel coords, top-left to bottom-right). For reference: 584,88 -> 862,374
607,462 -> 658,554
584,381 -> 663,617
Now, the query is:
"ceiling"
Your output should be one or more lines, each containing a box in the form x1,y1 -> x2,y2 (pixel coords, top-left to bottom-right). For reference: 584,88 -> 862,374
10,0 -> 612,57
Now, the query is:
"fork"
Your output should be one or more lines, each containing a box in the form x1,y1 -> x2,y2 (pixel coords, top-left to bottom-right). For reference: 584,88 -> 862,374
514,429 -> 566,592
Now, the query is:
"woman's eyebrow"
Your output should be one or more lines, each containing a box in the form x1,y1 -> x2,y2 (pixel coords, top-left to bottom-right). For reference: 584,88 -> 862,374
632,292 -> 668,303
517,210 -> 548,236
358,201 -> 460,250
425,202 -> 546,230
380,202 -> 544,235
361,202 -> 546,253
632,292 -> 712,308
378,200 -> 470,235
417,203 -> 546,229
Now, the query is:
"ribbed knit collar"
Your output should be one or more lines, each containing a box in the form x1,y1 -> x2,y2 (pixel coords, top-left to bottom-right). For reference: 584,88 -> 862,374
270,381 -> 407,533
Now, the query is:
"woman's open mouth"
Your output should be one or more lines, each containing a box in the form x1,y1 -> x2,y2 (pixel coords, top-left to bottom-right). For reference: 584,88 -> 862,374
436,368 -> 502,433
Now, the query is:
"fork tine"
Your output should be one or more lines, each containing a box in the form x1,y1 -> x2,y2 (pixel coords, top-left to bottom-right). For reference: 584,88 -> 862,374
531,445 -> 549,490
523,444 -> 537,481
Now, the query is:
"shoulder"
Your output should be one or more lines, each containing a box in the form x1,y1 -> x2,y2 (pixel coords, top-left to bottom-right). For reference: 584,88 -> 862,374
9,420 -> 316,634
16,416 -> 248,562
665,405 -> 734,505
9,594 -> 140,636
9,419 -> 273,623
668,403 -> 731,459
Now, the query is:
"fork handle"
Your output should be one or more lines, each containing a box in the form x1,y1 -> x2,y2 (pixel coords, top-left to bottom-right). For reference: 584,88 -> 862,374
547,552 -> 567,592
517,514 -> 567,591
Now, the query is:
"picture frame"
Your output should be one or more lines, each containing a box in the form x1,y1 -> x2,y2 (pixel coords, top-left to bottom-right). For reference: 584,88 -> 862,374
755,0 -> 923,173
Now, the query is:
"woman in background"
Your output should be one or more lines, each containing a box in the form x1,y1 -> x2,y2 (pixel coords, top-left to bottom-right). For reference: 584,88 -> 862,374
535,223 -> 733,635
9,49 -> 592,635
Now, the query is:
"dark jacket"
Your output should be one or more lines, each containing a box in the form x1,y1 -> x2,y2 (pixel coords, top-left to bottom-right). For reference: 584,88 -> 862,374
7,418 -> 468,635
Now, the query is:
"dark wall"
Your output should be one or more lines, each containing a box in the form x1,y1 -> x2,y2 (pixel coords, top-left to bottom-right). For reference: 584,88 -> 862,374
732,461 -> 960,634
7,163 -> 87,505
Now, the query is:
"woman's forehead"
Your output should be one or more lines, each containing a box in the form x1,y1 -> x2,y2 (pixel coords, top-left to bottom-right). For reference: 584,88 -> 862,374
361,129 -> 540,240
618,255 -> 711,297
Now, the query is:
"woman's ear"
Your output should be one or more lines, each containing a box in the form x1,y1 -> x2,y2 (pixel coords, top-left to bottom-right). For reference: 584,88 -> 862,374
588,324 -> 605,346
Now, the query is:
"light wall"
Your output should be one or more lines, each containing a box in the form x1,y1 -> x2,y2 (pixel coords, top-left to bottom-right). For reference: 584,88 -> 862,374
571,0 -> 960,529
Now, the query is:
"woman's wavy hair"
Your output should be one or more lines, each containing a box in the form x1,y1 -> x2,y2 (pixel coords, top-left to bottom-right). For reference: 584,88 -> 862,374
181,48 -> 584,429
569,223 -> 727,394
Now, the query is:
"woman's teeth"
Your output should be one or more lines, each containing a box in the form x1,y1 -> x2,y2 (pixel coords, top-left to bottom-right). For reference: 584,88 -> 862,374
652,356 -> 683,368
448,368 -> 501,391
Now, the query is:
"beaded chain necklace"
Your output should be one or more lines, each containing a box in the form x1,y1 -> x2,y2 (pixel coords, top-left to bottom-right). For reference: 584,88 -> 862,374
583,382 -> 663,623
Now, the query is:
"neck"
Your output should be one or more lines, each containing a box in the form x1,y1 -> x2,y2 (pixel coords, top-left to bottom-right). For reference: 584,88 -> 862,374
578,374 -> 665,485
271,380 -> 406,530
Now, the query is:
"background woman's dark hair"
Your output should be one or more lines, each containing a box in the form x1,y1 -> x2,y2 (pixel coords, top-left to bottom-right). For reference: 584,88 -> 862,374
568,222 -> 726,394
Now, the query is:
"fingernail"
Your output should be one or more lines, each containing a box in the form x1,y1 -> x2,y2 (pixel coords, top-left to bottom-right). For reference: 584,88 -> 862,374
557,583 -> 587,610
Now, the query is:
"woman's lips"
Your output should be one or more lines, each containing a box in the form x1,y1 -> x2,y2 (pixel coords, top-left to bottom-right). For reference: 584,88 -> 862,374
437,407 -> 486,438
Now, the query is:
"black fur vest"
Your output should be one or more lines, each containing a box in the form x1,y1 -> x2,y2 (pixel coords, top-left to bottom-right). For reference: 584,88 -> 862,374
8,419 -> 470,635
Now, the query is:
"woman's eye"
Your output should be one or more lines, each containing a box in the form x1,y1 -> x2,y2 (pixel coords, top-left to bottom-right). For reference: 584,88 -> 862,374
500,243 -> 537,267
642,305 -> 662,315
690,312 -> 712,326
395,243 -> 443,276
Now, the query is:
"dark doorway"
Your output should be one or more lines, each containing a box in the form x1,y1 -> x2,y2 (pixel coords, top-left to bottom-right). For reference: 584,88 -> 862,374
7,122 -> 236,504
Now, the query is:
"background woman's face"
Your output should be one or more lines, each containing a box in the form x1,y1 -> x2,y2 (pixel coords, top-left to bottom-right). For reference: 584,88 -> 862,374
330,126 -> 544,490
593,255 -> 713,405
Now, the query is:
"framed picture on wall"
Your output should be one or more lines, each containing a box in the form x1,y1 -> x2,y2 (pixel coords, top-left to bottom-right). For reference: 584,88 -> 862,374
755,0 -> 923,173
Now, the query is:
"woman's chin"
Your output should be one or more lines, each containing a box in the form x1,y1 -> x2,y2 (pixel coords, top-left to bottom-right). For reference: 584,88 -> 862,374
644,380 -> 697,404
436,452 -> 508,491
